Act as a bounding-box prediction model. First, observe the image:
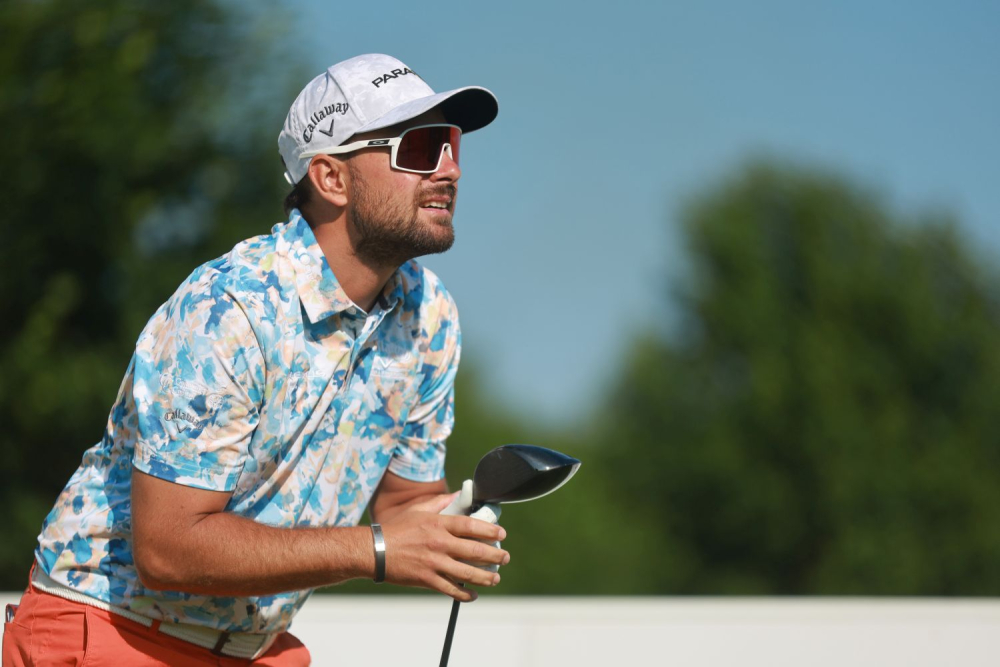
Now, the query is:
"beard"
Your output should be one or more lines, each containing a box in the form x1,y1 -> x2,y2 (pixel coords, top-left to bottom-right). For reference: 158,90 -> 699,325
347,163 -> 456,268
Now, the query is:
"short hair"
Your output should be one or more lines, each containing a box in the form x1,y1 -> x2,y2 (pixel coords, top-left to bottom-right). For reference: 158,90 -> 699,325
283,174 -> 313,216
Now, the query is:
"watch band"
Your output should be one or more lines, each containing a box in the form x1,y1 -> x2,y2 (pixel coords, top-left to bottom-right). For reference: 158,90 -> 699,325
371,524 -> 386,583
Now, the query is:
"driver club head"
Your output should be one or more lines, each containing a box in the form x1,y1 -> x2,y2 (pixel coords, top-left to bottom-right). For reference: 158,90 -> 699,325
471,444 -> 581,506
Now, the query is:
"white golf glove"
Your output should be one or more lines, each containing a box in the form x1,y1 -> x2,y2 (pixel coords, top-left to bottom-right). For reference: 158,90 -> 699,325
440,479 -> 503,573
440,479 -> 473,515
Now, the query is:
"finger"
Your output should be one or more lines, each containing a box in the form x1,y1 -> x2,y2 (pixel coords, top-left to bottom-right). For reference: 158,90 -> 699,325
468,539 -> 505,573
449,537 -> 509,567
432,576 -> 479,602
476,561 -> 501,574
442,516 -> 507,541
440,559 -> 502,588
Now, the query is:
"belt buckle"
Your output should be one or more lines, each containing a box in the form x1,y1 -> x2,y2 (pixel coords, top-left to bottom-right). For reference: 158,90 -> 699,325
210,631 -> 233,657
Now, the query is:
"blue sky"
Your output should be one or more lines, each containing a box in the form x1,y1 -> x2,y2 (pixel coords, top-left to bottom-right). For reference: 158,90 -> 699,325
281,0 -> 1000,424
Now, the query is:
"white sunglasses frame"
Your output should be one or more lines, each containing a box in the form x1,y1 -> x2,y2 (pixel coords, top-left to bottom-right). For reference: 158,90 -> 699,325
299,123 -> 461,174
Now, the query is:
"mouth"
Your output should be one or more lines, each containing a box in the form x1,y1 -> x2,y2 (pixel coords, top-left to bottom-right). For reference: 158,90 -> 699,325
420,198 -> 453,215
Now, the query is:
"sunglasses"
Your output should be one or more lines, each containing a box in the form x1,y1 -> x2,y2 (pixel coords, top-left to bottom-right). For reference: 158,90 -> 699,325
300,123 -> 462,174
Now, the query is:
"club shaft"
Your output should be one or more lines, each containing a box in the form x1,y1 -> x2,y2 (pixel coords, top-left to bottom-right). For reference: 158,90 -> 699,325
439,598 -> 461,667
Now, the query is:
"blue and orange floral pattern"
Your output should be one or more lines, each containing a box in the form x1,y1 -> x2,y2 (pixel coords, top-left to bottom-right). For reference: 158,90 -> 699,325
35,210 -> 460,633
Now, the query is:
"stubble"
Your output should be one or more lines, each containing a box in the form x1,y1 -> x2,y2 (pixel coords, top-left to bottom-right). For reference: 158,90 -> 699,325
347,162 -> 456,268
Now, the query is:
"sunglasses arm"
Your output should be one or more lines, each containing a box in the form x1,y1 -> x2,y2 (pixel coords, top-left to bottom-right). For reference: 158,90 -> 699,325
299,136 -> 402,160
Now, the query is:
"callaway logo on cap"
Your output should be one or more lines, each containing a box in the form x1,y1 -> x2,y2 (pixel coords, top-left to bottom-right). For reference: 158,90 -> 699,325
278,54 -> 498,184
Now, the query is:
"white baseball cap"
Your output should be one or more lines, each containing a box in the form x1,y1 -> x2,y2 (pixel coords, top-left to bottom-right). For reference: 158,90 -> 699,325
278,54 -> 498,185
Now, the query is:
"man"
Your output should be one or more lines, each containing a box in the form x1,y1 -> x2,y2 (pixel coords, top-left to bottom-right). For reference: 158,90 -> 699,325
3,54 -> 508,666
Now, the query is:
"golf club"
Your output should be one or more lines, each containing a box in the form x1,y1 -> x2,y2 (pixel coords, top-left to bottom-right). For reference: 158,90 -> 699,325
439,444 -> 581,667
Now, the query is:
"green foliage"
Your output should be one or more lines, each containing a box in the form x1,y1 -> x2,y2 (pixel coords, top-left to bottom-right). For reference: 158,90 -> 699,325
0,0 -> 295,589
595,161 -> 1000,594
3,2 -> 998,599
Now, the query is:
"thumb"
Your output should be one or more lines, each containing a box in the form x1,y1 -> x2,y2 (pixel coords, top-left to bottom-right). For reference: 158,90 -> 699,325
411,491 -> 460,513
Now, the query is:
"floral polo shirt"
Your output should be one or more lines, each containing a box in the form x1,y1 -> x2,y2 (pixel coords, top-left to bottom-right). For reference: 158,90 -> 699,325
34,210 -> 460,633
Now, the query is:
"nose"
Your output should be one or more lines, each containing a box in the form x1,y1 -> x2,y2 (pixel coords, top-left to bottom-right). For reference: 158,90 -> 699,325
430,144 -> 461,183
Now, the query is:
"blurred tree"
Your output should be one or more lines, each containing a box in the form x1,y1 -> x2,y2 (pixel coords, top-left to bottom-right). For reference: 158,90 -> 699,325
596,161 -> 1000,594
6,3 -> 997,601
0,0 -> 298,588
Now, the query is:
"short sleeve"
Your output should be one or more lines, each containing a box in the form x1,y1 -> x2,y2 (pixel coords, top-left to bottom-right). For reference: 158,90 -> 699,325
131,270 -> 264,492
390,295 -> 460,482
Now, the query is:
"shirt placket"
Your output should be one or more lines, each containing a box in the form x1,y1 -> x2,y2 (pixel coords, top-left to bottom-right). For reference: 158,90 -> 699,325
339,304 -> 391,396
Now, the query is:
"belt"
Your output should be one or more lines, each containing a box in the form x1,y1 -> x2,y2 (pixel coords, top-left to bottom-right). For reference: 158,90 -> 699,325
30,566 -> 278,660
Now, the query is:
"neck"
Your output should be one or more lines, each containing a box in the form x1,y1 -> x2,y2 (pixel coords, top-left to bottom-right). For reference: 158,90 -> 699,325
303,209 -> 397,314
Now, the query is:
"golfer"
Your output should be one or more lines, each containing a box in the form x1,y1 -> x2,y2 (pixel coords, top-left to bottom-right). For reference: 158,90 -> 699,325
2,54 -> 508,666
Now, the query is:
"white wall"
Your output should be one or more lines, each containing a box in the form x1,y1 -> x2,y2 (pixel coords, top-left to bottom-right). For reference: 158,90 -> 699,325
4,594 -> 999,666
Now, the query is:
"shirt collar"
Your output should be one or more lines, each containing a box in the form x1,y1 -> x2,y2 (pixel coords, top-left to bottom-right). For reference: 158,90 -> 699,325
277,210 -> 404,322
377,268 -> 405,312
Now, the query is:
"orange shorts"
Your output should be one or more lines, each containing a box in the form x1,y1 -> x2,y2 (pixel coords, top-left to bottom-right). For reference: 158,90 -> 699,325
2,583 -> 311,666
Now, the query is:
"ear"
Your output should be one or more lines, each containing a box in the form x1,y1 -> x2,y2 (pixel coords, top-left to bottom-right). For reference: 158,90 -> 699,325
307,155 -> 349,208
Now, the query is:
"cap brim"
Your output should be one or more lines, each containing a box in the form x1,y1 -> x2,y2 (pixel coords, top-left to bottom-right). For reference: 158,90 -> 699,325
354,86 -> 498,136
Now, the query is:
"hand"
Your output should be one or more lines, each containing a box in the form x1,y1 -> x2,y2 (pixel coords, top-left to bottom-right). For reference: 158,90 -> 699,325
379,493 -> 510,602
439,480 -> 505,574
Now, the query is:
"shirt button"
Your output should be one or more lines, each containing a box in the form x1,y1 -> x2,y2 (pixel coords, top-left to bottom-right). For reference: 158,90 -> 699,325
298,254 -> 313,265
